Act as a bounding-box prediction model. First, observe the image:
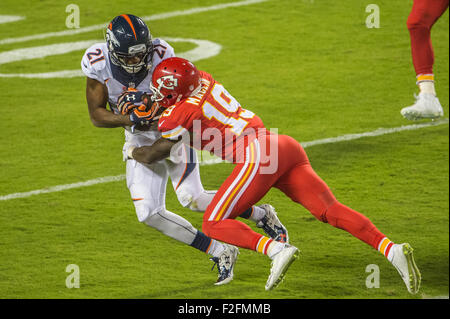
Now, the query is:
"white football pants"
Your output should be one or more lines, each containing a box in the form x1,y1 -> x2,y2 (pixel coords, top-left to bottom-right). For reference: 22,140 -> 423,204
124,131 -> 216,245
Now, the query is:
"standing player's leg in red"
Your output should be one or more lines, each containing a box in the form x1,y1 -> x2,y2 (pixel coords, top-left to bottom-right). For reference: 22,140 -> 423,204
202,136 -> 300,290
274,135 -> 421,294
401,0 -> 448,120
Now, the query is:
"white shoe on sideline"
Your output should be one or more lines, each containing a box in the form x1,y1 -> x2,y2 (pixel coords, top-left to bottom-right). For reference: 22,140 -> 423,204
401,92 -> 444,120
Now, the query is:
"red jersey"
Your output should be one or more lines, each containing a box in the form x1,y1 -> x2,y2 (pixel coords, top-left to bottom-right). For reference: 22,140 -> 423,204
157,71 -> 266,163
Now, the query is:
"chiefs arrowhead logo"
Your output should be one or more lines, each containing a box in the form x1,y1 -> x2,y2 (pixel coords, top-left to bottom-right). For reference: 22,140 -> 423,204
157,75 -> 178,90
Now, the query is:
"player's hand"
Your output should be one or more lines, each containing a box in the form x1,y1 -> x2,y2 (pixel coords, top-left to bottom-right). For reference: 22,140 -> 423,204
118,101 -> 137,115
117,89 -> 150,115
129,102 -> 160,132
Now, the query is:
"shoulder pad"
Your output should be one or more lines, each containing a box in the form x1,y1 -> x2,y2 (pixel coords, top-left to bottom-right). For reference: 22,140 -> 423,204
81,43 -> 108,83
152,38 -> 175,61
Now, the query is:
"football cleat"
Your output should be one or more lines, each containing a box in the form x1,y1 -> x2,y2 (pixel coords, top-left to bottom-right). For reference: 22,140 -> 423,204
210,244 -> 239,286
257,204 -> 289,243
401,92 -> 444,121
390,243 -> 421,294
265,244 -> 299,291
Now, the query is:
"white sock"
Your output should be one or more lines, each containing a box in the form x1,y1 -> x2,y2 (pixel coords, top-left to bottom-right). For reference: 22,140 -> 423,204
208,240 -> 226,258
267,241 -> 286,259
248,206 -> 266,223
418,81 -> 436,96
387,244 -> 397,263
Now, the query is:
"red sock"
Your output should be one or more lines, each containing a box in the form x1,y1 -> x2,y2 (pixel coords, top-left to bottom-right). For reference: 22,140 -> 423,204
202,219 -> 266,251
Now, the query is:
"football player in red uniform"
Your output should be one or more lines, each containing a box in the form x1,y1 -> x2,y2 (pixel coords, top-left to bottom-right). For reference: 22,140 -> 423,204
401,0 -> 448,120
124,57 -> 421,293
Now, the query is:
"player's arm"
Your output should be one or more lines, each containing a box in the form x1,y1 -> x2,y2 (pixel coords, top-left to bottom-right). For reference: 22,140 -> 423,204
126,137 -> 179,164
85,77 -> 133,128
125,105 -> 193,164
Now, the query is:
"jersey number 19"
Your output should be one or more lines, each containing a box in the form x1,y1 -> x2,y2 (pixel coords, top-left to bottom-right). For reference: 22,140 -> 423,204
202,84 -> 255,136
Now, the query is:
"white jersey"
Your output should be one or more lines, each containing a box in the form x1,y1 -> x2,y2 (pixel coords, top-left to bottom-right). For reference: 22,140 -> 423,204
80,36 -> 215,229
81,38 -> 175,141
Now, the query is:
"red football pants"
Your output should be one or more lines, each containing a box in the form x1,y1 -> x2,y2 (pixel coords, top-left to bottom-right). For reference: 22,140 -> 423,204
202,134 -> 386,252
407,0 -> 449,75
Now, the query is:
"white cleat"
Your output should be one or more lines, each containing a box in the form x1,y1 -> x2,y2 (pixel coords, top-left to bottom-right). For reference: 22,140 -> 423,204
210,244 -> 239,286
265,244 -> 299,291
401,92 -> 444,121
390,243 -> 421,294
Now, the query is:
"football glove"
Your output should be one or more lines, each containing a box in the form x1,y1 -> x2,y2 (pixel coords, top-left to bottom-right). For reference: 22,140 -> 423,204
117,89 -> 150,115
129,102 -> 161,132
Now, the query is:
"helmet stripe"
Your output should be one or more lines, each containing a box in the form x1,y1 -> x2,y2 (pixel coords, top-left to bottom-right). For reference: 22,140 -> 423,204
120,14 -> 137,40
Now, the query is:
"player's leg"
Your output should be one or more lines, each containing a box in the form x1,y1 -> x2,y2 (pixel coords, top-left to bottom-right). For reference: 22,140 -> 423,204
167,143 -> 288,242
201,137 -> 299,289
165,143 -> 216,212
275,162 -> 386,249
126,158 -> 237,284
401,0 -> 448,120
239,204 -> 289,243
407,0 -> 448,78
202,139 -> 281,253
275,140 -> 421,293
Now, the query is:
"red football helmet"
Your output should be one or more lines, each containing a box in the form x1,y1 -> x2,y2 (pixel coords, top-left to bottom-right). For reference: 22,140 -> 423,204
150,57 -> 202,107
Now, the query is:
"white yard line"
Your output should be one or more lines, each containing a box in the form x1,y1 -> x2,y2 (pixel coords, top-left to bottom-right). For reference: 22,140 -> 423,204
0,15 -> 25,25
0,0 -> 269,45
1,118 -> 447,201
0,175 -> 126,201
300,118 -> 449,148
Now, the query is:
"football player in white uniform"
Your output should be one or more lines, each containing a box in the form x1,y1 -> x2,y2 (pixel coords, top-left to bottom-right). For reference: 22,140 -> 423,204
81,14 -> 288,285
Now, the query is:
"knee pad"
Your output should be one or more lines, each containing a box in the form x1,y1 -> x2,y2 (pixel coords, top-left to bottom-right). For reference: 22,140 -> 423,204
175,188 -> 195,209
304,191 -> 337,224
134,199 -> 164,223
176,189 -> 217,212
407,10 -> 434,30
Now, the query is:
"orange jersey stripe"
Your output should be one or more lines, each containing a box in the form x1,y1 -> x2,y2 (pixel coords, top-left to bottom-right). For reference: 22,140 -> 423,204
121,14 -> 137,40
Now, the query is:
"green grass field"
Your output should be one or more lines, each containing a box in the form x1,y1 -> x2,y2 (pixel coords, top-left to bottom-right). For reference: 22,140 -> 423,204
0,0 -> 448,300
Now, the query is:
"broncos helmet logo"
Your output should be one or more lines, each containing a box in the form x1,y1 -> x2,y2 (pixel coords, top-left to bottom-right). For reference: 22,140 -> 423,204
105,28 -> 120,48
